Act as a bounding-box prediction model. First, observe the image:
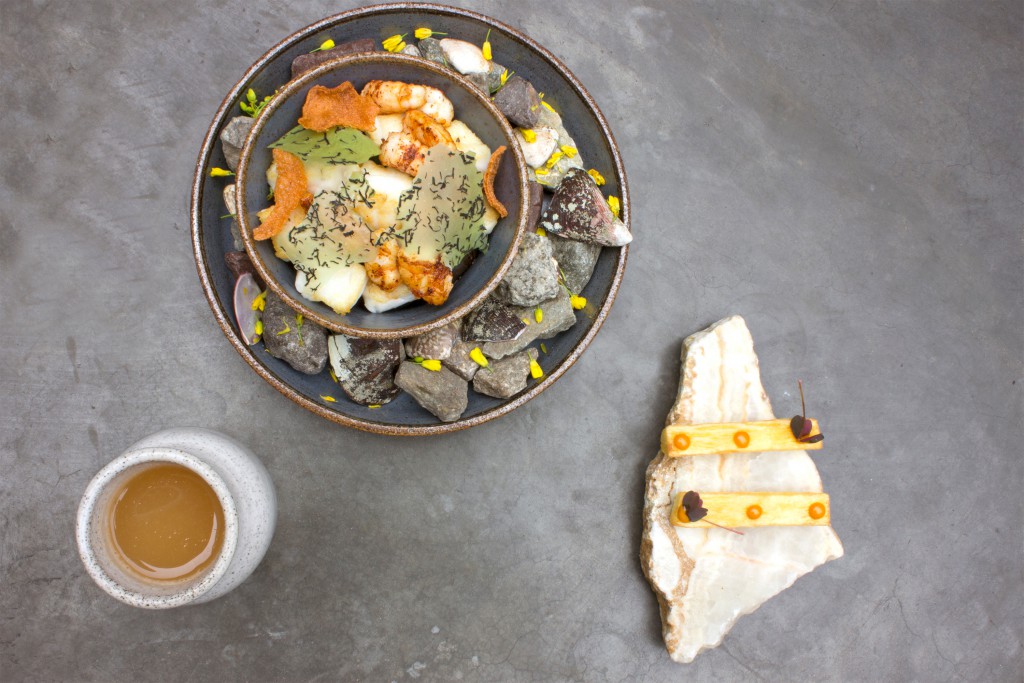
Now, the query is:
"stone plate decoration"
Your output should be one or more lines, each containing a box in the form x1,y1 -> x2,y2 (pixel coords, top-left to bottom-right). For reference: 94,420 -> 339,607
191,3 -> 630,435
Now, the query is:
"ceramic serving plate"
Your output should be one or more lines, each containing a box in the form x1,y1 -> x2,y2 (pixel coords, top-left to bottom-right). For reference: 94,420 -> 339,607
190,3 -> 630,435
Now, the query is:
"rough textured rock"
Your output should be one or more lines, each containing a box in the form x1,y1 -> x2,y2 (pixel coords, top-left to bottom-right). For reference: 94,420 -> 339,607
290,39 -> 378,78
404,322 -> 458,361
261,292 -> 328,375
472,348 -> 537,399
394,362 -> 468,422
492,232 -> 560,307
481,287 -> 576,359
401,44 -> 421,58
493,75 -> 541,129
549,233 -> 602,293
486,61 -> 506,94
442,339 -> 483,381
539,168 -> 632,246
417,37 -> 446,65
641,316 -> 844,663
219,116 -> 254,171
439,38 -> 488,74
465,71 -> 489,93
461,297 -> 526,343
327,336 -> 403,406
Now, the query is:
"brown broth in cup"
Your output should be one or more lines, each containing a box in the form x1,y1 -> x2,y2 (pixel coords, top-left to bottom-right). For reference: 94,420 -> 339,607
108,463 -> 225,581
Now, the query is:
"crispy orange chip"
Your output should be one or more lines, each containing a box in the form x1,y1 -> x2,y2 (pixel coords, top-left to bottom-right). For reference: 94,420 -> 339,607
253,149 -> 313,241
297,81 -> 380,132
483,145 -> 508,218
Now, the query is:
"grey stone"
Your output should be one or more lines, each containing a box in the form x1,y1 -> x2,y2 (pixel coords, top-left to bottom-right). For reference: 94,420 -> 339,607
417,37 -> 446,65
401,44 -> 421,57
327,336 -> 403,406
219,116 -> 254,171
261,292 -> 328,375
229,218 -> 244,250
465,71 -> 489,93
492,232 -> 560,307
290,39 -> 379,79
493,75 -> 541,129
472,348 -> 538,399
404,322 -> 458,361
486,61 -> 506,94
530,106 -> 586,188
482,287 -> 576,360
394,362 -> 468,422
549,233 -> 602,293
539,168 -> 632,246
461,296 -> 527,342
442,339 -> 483,381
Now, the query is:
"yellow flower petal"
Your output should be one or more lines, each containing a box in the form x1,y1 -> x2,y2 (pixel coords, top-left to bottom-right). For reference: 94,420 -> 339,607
540,343 -> 548,354
368,404 -> 382,409
533,168 -> 548,176
500,69 -> 511,86
251,290 -> 267,311
542,100 -> 557,113
210,167 -> 234,177
414,28 -> 433,40
320,395 -> 336,403
382,34 -> 406,52
520,128 -> 537,143
469,347 -> 489,368
421,359 -> 442,372
482,29 -> 492,61
545,150 -> 563,169
535,227 -> 547,237
534,308 -> 543,323
607,195 -> 621,217
560,145 -> 577,158
529,359 -> 543,379
317,38 -> 335,51
254,319 -> 263,336
570,295 -> 587,310
587,168 -> 606,186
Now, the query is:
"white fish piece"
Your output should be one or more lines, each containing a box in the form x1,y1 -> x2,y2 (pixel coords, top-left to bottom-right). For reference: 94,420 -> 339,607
447,119 -> 491,172
641,315 -> 843,664
294,262 -> 367,315
367,113 -> 406,147
303,160 -> 360,195
514,127 -> 559,168
362,282 -> 417,313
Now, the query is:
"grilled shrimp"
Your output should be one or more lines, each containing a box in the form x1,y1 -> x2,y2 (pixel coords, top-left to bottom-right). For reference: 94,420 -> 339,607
363,240 -> 402,291
378,110 -> 456,176
361,80 -> 454,124
397,251 -> 453,306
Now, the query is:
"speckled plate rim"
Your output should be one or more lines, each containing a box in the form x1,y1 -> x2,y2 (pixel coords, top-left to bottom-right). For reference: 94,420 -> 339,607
190,2 -> 630,436
235,50 -> 530,339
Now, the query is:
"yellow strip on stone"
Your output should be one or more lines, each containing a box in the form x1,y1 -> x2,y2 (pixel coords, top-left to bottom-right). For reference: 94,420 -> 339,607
661,419 -> 823,457
670,492 -> 831,528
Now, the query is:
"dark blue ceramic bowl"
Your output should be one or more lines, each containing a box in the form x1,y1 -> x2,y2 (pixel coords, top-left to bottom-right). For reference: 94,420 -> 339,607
236,52 -> 529,339
191,4 -> 629,435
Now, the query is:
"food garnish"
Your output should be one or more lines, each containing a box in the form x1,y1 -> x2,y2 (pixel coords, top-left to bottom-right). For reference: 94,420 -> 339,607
529,358 -> 543,379
421,359 -> 442,371
570,295 -> 587,310
297,82 -> 380,132
382,34 -> 407,52
671,491 -> 831,528
240,88 -> 272,117
469,347 -> 489,367
483,145 -> 508,217
482,29 -> 493,61
253,149 -> 313,240
310,38 -> 335,53
587,168 -> 605,185
210,167 -> 235,177
661,419 -> 824,457
606,195 -> 620,217
790,380 -> 825,444
320,394 -> 337,402
520,128 -> 536,143
674,491 -> 743,535
414,28 -> 445,39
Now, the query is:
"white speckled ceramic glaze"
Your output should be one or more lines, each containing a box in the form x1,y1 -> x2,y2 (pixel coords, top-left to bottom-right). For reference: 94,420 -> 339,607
76,428 -> 276,609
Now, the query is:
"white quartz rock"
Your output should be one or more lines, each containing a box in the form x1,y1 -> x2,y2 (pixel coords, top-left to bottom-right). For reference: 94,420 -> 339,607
439,38 -> 489,75
641,315 -> 844,664
514,126 -> 559,168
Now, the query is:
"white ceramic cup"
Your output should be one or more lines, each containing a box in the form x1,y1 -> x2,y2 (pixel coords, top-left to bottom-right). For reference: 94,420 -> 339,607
76,428 -> 276,608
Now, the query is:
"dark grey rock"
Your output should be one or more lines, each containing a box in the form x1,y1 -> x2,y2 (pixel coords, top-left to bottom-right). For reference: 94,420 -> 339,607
290,39 -> 379,79
394,362 -> 468,422
404,322 -> 458,361
472,348 -> 538,399
492,232 -> 560,307
461,297 -> 526,342
493,76 -> 541,129
549,233 -> 602,293
417,38 -> 446,66
481,288 -> 576,360
539,168 -> 632,246
327,336 -> 403,406
526,181 -> 544,229
219,116 -> 254,171
486,61 -> 506,94
224,251 -> 262,287
443,340 -> 483,381
229,218 -> 244,251
262,292 -> 328,375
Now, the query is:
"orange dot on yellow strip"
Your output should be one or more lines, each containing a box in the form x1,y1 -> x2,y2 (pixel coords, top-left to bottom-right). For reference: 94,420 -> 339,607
661,419 -> 823,457
670,492 -> 831,528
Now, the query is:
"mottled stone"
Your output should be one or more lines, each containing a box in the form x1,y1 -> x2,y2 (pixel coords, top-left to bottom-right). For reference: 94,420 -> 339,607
461,297 -> 526,343
486,61 -> 506,94
228,218 -> 244,250
442,340 -> 483,381
290,39 -> 378,79
493,76 -> 541,129
539,168 -> 632,246
394,362 -> 468,422
530,107 -> 585,188
492,232 -> 560,307
465,71 -> 490,93
549,233 -> 602,293
472,348 -> 538,399
327,336 -> 403,406
404,322 -> 458,361
261,292 -> 328,375
482,288 -> 576,360
417,37 -> 446,65
401,44 -> 422,58
439,38 -> 488,74
219,116 -> 254,171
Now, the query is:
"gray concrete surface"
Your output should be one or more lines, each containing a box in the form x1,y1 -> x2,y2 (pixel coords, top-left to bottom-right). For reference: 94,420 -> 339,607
2,0 -> 1021,680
